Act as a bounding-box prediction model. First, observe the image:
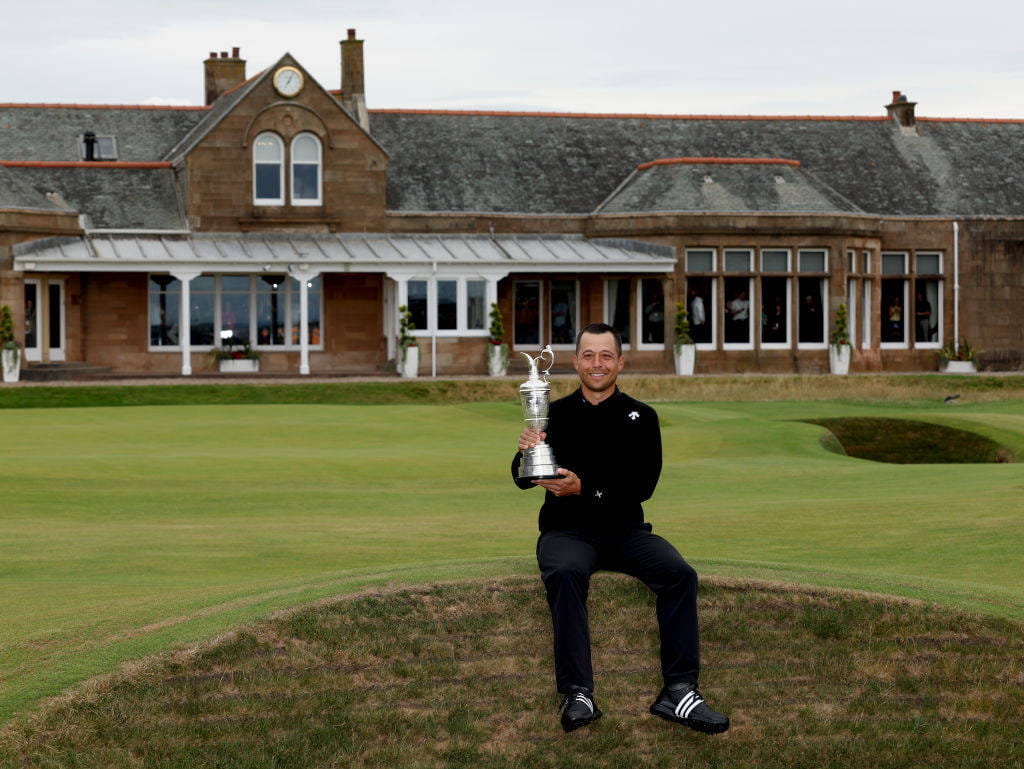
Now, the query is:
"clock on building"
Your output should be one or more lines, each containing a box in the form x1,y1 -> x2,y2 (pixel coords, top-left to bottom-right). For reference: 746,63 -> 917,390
273,66 -> 304,97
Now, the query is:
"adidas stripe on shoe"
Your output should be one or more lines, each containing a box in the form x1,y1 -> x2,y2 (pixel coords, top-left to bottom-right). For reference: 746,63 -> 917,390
559,687 -> 602,733
649,684 -> 729,734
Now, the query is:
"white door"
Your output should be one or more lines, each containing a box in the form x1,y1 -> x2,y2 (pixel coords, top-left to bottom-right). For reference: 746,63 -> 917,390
46,280 -> 66,362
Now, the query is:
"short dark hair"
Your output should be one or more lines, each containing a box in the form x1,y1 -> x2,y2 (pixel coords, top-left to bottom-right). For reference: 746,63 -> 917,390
575,322 -> 623,356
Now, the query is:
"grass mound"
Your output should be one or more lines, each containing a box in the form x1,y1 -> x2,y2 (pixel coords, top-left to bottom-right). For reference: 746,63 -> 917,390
2,576 -> 1021,769
808,417 -> 1016,463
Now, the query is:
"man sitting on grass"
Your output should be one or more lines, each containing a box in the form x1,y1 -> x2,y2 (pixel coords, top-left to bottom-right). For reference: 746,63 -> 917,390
512,322 -> 729,734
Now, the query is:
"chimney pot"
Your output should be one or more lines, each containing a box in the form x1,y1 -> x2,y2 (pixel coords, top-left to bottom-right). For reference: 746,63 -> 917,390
348,28 -> 356,40
209,52 -> 216,58
232,47 -> 240,58
205,49 -> 247,104
892,90 -> 901,103
220,51 -> 228,58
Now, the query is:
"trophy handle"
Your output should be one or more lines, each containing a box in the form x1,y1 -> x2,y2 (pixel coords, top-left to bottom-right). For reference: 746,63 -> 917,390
539,345 -> 554,382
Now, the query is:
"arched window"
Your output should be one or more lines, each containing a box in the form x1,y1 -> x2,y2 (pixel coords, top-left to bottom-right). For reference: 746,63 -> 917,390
290,133 -> 322,205
253,132 -> 284,205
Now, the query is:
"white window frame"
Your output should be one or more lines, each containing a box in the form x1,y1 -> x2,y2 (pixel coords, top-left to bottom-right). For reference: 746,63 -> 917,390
723,248 -> 754,273
796,277 -> 828,350
881,251 -> 909,275
549,278 -> 581,352
722,276 -> 754,350
847,279 -> 857,348
914,251 -> 943,276
290,132 -> 323,206
913,277 -> 943,350
636,278 -> 667,351
861,280 -> 872,350
880,278 -> 910,350
253,132 -> 285,206
760,248 -> 791,272
685,248 -> 717,272
798,248 -> 829,273
405,276 -> 493,339
759,275 -> 791,350
23,278 -> 42,362
513,279 -> 544,350
685,276 -> 716,352
603,278 -> 633,350
147,274 -> 325,352
863,250 -> 873,274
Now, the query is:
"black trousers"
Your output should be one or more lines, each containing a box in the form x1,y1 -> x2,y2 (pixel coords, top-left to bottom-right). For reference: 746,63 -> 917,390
536,526 -> 700,694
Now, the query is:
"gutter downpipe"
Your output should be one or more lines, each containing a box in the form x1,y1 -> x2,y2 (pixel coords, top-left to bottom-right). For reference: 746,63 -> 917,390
431,260 -> 438,378
953,221 -> 960,355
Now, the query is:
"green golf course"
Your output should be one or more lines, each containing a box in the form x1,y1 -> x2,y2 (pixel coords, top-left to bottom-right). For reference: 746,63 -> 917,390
0,379 -> 1022,738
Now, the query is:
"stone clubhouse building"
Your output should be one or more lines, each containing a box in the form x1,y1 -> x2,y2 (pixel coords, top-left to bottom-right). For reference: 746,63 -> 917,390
2,31 -> 1023,377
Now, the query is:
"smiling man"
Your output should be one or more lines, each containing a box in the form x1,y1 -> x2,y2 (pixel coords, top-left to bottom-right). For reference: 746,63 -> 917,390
512,322 -> 729,734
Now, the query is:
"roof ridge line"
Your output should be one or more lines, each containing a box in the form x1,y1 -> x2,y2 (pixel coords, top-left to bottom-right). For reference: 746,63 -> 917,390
0,102 -> 208,111
0,161 -> 173,169
637,157 -> 801,170
370,108 -> 889,122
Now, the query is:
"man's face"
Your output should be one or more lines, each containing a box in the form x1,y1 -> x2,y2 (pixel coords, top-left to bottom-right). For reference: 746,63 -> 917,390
573,332 -> 625,394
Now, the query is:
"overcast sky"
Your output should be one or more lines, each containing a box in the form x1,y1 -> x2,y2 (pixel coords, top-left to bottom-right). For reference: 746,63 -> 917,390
4,0 -> 1023,118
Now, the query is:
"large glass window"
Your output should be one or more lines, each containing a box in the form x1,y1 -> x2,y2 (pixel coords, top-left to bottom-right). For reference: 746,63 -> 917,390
687,277 -> 714,346
881,279 -> 907,344
149,275 -> 180,346
914,279 -> 940,345
257,275 -> 288,345
760,276 -> 788,346
724,277 -> 752,345
407,280 -> 428,332
606,279 -> 632,345
797,277 -> 825,344
253,133 -> 284,204
550,280 -> 578,346
290,133 -> 322,204
190,276 -> 216,346
639,278 -> 665,345
220,275 -> 251,345
514,281 -> 541,346
437,280 -> 458,331
467,281 -> 486,331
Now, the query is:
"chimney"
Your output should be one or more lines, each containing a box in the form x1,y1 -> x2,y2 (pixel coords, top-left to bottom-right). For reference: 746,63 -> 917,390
204,47 -> 246,105
340,29 -> 370,131
886,90 -> 917,128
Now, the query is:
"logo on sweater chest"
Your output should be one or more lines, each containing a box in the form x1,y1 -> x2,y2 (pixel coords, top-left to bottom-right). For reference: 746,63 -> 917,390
628,410 -> 640,421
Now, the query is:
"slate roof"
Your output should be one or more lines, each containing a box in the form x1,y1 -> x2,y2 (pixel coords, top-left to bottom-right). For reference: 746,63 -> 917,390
2,165 -> 184,229
596,158 -> 862,215
0,105 -> 205,162
368,111 -> 1024,217
0,164 -> 65,212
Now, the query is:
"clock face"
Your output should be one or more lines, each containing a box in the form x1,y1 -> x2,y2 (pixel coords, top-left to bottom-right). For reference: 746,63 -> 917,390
273,66 -> 304,98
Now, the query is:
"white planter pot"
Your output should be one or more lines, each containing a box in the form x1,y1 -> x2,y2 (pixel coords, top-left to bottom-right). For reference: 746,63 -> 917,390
673,344 -> 696,376
1,348 -> 20,383
219,358 -> 259,373
829,344 -> 851,375
486,343 -> 509,377
400,345 -> 420,378
942,360 -> 978,374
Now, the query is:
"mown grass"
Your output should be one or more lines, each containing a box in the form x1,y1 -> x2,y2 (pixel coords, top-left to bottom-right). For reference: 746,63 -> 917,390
809,417 -> 1017,463
2,373 -> 1024,409
2,576 -> 1020,769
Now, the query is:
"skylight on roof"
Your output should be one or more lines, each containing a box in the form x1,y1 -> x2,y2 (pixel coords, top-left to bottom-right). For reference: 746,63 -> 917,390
77,134 -> 118,161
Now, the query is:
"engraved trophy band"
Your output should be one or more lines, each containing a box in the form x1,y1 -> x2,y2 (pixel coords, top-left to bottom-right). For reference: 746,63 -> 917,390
518,345 -> 561,481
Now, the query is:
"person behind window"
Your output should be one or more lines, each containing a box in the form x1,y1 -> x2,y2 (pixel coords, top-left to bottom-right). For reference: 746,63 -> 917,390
915,290 -> 932,343
887,296 -> 903,342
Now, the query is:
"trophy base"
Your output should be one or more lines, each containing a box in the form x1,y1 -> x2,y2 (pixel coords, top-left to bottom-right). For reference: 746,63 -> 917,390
519,444 -> 560,482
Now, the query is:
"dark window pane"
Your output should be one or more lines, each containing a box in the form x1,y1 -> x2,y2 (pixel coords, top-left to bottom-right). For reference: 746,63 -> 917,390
881,253 -> 906,275
190,290 -> 215,346
293,164 -> 318,200
514,282 -> 540,346
608,279 -> 631,344
257,276 -> 287,346
437,280 -> 457,330
724,277 -> 751,344
408,281 -> 427,332
467,281 -> 486,329
798,277 -> 825,343
641,278 -> 665,344
550,280 -> 577,345
914,280 -> 939,343
149,287 -> 179,346
761,276 -> 788,344
220,293 -> 250,345
881,280 -> 906,343
24,283 -> 37,349
255,164 -> 281,200
687,277 -> 713,344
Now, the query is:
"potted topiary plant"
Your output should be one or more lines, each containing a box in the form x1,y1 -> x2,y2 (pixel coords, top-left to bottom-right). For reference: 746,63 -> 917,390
673,302 -> 696,376
1,305 -> 21,383
398,304 -> 419,378
829,303 -> 852,375
939,338 -> 979,374
486,302 -> 509,377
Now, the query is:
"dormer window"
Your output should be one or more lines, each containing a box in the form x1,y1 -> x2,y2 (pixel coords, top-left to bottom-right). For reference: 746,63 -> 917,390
253,132 -> 284,205
77,133 -> 118,161
291,133 -> 322,205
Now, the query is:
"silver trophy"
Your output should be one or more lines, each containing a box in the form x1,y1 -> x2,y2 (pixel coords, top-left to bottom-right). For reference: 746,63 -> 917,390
518,345 -> 560,481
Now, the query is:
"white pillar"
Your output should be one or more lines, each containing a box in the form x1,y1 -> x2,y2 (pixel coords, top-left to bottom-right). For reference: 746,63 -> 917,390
171,270 -> 200,376
291,270 -> 320,376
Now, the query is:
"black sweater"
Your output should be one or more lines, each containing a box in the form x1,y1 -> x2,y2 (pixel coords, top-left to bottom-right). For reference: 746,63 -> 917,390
511,387 -> 662,533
